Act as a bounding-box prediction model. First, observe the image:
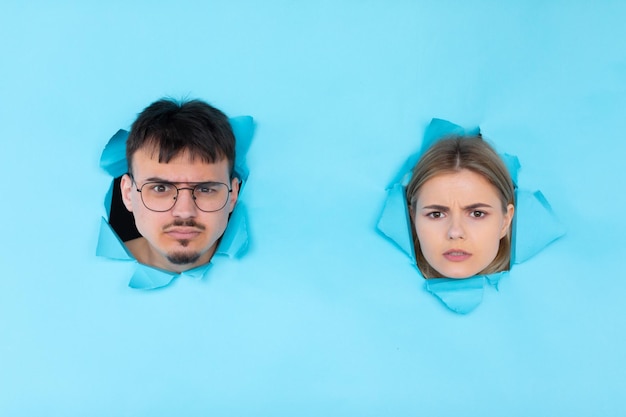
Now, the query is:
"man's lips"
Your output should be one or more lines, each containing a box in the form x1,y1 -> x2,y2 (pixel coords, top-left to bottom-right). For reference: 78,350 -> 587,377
164,227 -> 203,239
443,249 -> 472,262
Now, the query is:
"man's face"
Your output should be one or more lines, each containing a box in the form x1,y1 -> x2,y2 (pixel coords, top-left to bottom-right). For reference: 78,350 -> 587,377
121,147 -> 239,272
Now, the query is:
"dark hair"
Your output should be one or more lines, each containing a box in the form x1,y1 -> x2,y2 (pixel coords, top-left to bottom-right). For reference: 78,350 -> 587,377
126,98 -> 236,175
406,135 -> 515,278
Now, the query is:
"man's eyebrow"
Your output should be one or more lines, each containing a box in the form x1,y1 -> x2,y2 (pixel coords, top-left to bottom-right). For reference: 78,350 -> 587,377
143,177 -> 220,185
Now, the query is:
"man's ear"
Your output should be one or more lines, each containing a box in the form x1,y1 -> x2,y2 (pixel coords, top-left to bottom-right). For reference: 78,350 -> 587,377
500,203 -> 515,238
120,174 -> 134,213
228,177 -> 240,213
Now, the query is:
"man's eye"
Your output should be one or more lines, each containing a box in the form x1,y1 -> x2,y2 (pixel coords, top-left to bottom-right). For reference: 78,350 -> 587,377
150,183 -> 172,193
195,183 -> 219,194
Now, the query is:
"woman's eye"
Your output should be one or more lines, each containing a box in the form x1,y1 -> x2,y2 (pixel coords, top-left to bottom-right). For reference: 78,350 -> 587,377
427,212 -> 444,219
470,210 -> 486,218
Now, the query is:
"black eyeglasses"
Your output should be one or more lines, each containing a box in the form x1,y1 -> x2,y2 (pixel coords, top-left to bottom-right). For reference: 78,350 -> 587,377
130,175 -> 233,212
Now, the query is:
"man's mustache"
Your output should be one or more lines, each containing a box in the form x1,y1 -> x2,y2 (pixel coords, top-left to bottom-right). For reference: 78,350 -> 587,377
163,219 -> 206,230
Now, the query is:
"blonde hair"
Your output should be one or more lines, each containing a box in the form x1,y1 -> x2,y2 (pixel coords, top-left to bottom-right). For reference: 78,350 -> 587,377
406,135 -> 515,278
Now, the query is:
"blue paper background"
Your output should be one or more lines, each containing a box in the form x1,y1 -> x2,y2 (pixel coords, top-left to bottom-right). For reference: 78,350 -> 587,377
1,1 -> 624,416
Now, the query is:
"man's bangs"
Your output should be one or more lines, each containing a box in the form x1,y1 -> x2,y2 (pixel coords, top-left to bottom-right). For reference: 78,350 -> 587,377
144,136 -> 226,165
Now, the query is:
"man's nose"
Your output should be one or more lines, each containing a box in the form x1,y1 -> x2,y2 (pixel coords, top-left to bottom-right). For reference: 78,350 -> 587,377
171,188 -> 198,218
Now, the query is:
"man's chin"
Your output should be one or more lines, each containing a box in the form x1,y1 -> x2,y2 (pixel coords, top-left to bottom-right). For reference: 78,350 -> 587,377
166,251 -> 201,266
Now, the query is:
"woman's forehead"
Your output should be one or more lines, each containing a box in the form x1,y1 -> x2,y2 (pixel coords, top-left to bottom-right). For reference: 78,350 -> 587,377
417,170 -> 501,203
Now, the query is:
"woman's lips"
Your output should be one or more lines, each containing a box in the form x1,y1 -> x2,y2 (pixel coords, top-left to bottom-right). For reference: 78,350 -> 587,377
443,249 -> 472,262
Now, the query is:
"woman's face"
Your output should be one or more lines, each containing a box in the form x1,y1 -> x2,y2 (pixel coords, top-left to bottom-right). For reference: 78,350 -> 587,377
413,169 -> 514,278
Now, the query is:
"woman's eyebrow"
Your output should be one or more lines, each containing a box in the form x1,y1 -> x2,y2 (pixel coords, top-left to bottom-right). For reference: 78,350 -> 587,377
463,203 -> 493,210
421,204 -> 449,211
421,203 -> 493,211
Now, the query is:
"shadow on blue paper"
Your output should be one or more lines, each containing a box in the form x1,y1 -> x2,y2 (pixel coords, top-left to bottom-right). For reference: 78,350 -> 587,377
96,116 -> 255,290
376,119 -> 566,314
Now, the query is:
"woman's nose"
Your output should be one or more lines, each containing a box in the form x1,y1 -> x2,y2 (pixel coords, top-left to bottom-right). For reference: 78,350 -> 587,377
447,216 -> 465,240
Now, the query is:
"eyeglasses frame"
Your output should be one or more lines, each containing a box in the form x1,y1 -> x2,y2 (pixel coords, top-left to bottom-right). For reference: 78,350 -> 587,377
128,174 -> 234,213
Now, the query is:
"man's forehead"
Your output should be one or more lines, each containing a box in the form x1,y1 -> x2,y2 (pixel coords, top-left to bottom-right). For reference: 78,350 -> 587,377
131,144 -> 227,165
131,145 -> 230,178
